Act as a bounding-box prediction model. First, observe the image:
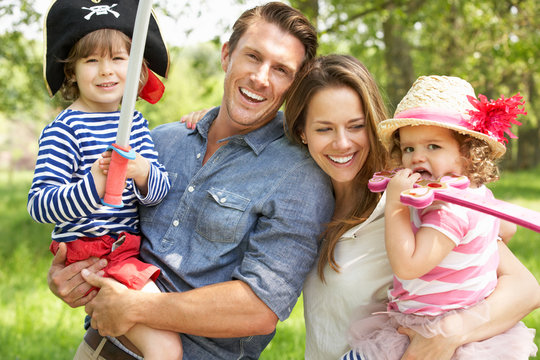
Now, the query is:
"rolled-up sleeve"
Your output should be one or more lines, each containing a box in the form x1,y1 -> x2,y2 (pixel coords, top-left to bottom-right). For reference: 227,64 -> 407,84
232,159 -> 334,320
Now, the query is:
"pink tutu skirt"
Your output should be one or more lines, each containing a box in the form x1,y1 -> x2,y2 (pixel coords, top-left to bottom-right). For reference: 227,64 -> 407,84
348,302 -> 537,360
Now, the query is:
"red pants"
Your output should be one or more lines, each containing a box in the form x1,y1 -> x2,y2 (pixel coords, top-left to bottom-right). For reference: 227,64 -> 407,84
50,233 -> 160,290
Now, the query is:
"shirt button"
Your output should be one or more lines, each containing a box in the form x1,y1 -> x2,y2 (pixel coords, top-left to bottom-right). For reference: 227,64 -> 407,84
173,220 -> 179,227
220,198 -> 226,203
188,186 -> 195,192
196,153 -> 201,159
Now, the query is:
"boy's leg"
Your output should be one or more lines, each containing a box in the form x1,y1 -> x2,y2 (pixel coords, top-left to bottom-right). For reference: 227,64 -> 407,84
123,281 -> 183,360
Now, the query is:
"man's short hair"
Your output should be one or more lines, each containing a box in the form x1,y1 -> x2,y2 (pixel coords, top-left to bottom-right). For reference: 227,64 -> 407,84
227,2 -> 318,66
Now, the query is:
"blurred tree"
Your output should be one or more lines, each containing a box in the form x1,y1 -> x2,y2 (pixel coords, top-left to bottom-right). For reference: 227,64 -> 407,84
0,0 -> 51,118
289,0 -> 539,168
1,0 -> 538,169
137,42 -> 224,127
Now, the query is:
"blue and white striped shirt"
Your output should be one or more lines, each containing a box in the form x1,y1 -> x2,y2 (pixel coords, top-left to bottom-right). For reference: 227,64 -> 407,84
27,109 -> 170,242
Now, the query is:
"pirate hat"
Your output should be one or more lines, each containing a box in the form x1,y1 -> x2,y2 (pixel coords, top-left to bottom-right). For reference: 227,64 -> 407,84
44,0 -> 169,98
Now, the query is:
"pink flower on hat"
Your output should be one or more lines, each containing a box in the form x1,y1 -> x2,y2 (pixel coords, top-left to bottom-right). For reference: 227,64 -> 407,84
466,93 -> 526,144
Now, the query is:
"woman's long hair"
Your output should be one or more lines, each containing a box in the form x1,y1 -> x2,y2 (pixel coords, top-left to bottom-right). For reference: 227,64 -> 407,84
284,54 -> 390,280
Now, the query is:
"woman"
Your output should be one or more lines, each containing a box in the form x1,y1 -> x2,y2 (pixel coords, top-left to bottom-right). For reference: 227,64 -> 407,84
283,54 -> 540,359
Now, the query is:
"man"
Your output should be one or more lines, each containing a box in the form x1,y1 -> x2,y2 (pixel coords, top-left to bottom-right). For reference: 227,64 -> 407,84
48,2 -> 334,358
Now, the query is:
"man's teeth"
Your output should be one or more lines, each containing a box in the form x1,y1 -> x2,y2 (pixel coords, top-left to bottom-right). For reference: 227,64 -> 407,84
328,155 -> 353,164
241,88 -> 265,101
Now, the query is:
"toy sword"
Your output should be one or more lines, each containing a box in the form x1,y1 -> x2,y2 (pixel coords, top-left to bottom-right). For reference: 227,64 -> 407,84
102,0 -> 153,207
369,169 -> 540,233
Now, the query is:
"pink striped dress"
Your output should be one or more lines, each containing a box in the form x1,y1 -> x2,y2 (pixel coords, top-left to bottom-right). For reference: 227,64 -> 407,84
347,186 -> 537,360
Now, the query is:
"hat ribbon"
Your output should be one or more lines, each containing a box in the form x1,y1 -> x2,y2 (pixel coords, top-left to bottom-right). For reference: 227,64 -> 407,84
395,107 -> 471,129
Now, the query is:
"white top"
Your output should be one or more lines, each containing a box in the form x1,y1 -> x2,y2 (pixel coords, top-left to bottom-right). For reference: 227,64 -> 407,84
303,193 -> 393,360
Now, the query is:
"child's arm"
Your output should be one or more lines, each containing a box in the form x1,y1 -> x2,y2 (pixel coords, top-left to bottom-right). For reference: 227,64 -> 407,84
399,240 -> 540,360
385,169 -> 455,280
97,151 -> 150,194
28,125 -> 107,224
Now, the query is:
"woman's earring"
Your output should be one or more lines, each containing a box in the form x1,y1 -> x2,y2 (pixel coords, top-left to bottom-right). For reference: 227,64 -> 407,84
301,136 -> 307,144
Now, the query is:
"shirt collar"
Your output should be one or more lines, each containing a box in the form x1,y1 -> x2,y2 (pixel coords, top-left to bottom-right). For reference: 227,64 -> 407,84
192,107 -> 285,156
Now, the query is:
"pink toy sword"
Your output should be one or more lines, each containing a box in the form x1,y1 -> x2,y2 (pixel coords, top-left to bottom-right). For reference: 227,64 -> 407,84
102,0 -> 154,208
369,169 -> 540,233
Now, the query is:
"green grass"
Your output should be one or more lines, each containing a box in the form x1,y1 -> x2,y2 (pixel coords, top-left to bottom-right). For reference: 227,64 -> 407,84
1,169 -> 539,359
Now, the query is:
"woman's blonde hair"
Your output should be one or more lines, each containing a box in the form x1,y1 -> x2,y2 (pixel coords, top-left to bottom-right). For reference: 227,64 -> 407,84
284,54 -> 390,280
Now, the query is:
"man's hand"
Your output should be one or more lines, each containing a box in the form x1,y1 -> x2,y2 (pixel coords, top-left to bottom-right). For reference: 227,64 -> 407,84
82,270 -> 136,337
47,242 -> 107,308
398,326 -> 459,360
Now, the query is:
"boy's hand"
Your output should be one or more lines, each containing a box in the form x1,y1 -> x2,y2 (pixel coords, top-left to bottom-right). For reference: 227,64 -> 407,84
127,153 -> 150,194
90,150 -> 112,197
93,150 -> 150,195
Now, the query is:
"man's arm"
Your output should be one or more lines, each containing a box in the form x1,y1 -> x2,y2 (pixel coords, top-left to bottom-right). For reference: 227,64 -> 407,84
83,272 -> 278,338
399,240 -> 540,360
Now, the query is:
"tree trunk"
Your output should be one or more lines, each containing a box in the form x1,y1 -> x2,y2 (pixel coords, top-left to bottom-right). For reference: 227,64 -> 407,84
382,9 -> 415,112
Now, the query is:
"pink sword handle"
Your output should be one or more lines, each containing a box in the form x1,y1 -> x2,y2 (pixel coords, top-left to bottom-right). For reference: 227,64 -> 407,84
369,169 -> 540,233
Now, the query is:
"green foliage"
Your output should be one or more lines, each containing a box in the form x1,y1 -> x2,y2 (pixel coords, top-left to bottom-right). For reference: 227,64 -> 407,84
0,1 -> 49,117
0,171 -> 87,359
136,42 -> 224,128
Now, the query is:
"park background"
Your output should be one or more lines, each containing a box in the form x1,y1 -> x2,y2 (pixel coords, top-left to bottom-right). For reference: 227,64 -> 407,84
0,0 -> 538,358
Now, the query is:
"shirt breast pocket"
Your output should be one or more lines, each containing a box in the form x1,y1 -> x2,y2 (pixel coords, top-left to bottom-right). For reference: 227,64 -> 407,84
196,187 -> 250,243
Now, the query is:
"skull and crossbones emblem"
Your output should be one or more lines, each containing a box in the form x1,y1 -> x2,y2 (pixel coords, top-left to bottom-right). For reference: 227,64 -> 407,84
82,3 -> 120,20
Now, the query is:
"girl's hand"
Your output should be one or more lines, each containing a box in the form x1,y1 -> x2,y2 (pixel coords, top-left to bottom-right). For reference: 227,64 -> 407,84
180,108 -> 210,129
386,169 -> 420,206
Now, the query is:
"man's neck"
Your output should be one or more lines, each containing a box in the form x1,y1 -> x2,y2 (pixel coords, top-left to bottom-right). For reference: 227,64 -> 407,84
203,114 -> 232,165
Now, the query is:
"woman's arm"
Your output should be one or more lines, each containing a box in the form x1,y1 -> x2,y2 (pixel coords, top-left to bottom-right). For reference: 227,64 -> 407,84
454,240 -> 540,341
179,108 -> 210,129
399,240 -> 540,360
498,219 -> 517,244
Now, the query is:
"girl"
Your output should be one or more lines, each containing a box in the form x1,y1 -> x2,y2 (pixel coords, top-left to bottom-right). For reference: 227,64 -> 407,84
347,75 -> 537,359
28,1 -> 180,359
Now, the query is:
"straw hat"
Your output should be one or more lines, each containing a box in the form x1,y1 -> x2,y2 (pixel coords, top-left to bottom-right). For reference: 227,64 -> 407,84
378,75 -> 525,159
44,0 -> 169,98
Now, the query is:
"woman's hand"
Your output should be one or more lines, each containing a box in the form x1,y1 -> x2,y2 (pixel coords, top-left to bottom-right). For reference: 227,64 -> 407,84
398,327 -> 460,360
180,109 -> 210,129
48,242 -> 107,308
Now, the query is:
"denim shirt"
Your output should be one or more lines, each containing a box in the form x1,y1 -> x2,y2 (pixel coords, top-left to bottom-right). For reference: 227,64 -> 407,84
138,108 -> 334,359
